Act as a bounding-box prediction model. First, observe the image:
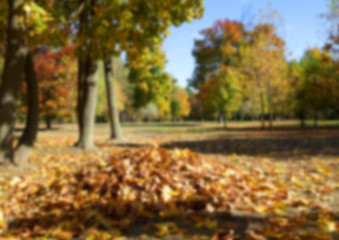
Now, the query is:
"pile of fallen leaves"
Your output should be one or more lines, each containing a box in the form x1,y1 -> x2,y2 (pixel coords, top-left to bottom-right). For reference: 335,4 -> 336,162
0,147 -> 338,239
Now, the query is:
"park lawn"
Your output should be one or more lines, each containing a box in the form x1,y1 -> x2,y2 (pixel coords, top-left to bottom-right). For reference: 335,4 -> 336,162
1,121 -> 339,239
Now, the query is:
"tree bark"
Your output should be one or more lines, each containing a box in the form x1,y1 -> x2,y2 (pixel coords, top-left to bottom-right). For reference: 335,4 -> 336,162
314,110 -> 318,128
260,92 -> 265,129
0,0 -> 28,164
223,111 -> 227,129
45,116 -> 51,130
104,56 -> 123,140
266,73 -> 273,129
76,58 -> 86,145
218,111 -> 223,124
267,92 -> 273,129
15,52 -> 39,164
75,0 -> 100,149
331,106 -> 339,116
77,55 -> 99,150
75,0 -> 88,147
299,108 -> 305,128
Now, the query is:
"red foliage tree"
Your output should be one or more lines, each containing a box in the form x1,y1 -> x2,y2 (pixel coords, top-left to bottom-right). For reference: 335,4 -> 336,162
19,46 -> 77,129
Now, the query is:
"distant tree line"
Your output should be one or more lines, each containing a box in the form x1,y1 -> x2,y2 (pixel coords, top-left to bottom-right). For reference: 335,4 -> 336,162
187,16 -> 339,128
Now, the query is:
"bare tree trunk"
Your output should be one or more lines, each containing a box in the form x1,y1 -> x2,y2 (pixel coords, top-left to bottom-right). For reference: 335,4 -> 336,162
299,107 -> 305,128
104,56 -> 123,140
76,57 -> 86,145
314,110 -> 318,128
75,0 -> 99,149
0,0 -> 28,164
77,56 -> 99,150
267,78 -> 273,129
240,111 -> 244,121
331,106 -> 339,116
15,52 -> 39,164
75,0 -> 88,147
223,111 -> 227,129
45,116 -> 51,130
260,93 -> 265,129
268,95 -> 273,129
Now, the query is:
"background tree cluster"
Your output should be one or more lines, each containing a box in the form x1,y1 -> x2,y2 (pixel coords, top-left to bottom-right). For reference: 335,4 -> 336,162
188,16 -> 339,128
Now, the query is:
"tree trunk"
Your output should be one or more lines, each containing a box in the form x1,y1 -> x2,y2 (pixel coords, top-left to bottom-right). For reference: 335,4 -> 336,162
240,110 -> 244,121
75,0 -> 99,149
76,57 -> 86,145
314,110 -> 318,128
45,116 -> 51,130
77,56 -> 99,150
15,52 -> 39,164
75,0 -> 88,146
104,56 -> 123,140
260,93 -> 265,129
223,111 -> 227,129
299,108 -> 305,128
0,0 -> 28,164
331,106 -> 339,116
268,100 -> 273,129
218,111 -> 223,124
267,81 -> 273,129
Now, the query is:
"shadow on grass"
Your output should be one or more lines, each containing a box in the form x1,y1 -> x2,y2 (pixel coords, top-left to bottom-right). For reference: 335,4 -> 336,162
188,125 -> 339,134
122,122 -> 203,128
14,127 -> 60,132
160,128 -> 339,159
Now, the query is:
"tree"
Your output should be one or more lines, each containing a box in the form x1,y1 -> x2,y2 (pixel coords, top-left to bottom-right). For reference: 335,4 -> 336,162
15,52 -> 39,163
32,47 -> 77,129
0,0 -> 67,164
323,2 -> 339,115
66,0 -> 204,149
188,92 -> 204,120
191,18 -> 287,127
170,100 -> 182,120
96,59 -> 127,122
129,48 -> 172,119
0,0 -> 31,164
240,23 -> 287,128
299,48 -> 338,126
199,66 -> 241,128
287,60 -> 306,127
171,86 -> 191,120
104,57 -> 123,140
190,19 -> 246,89
139,102 -> 160,121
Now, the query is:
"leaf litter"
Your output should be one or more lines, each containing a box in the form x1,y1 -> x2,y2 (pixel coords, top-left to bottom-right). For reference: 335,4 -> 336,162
0,138 -> 338,239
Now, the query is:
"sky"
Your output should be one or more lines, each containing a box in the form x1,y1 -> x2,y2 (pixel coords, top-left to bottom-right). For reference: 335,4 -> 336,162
163,0 -> 329,87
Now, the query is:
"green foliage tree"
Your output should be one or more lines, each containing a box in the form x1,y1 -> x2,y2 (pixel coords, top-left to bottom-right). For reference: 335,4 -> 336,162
299,48 -> 338,126
171,86 -> 191,120
170,100 -> 182,120
129,48 -> 172,118
199,66 -> 241,127
287,60 -> 306,126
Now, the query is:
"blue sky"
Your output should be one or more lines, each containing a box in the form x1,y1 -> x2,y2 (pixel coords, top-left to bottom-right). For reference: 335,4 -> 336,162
163,0 -> 329,87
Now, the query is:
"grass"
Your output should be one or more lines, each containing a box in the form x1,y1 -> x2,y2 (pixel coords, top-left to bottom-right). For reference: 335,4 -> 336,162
113,120 -> 339,134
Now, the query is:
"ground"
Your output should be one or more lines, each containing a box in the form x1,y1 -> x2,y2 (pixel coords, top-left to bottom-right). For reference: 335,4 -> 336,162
1,120 -> 339,239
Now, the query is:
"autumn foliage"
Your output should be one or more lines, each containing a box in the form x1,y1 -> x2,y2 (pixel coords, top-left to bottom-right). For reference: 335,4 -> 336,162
18,47 -> 77,127
1,1 -> 339,240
